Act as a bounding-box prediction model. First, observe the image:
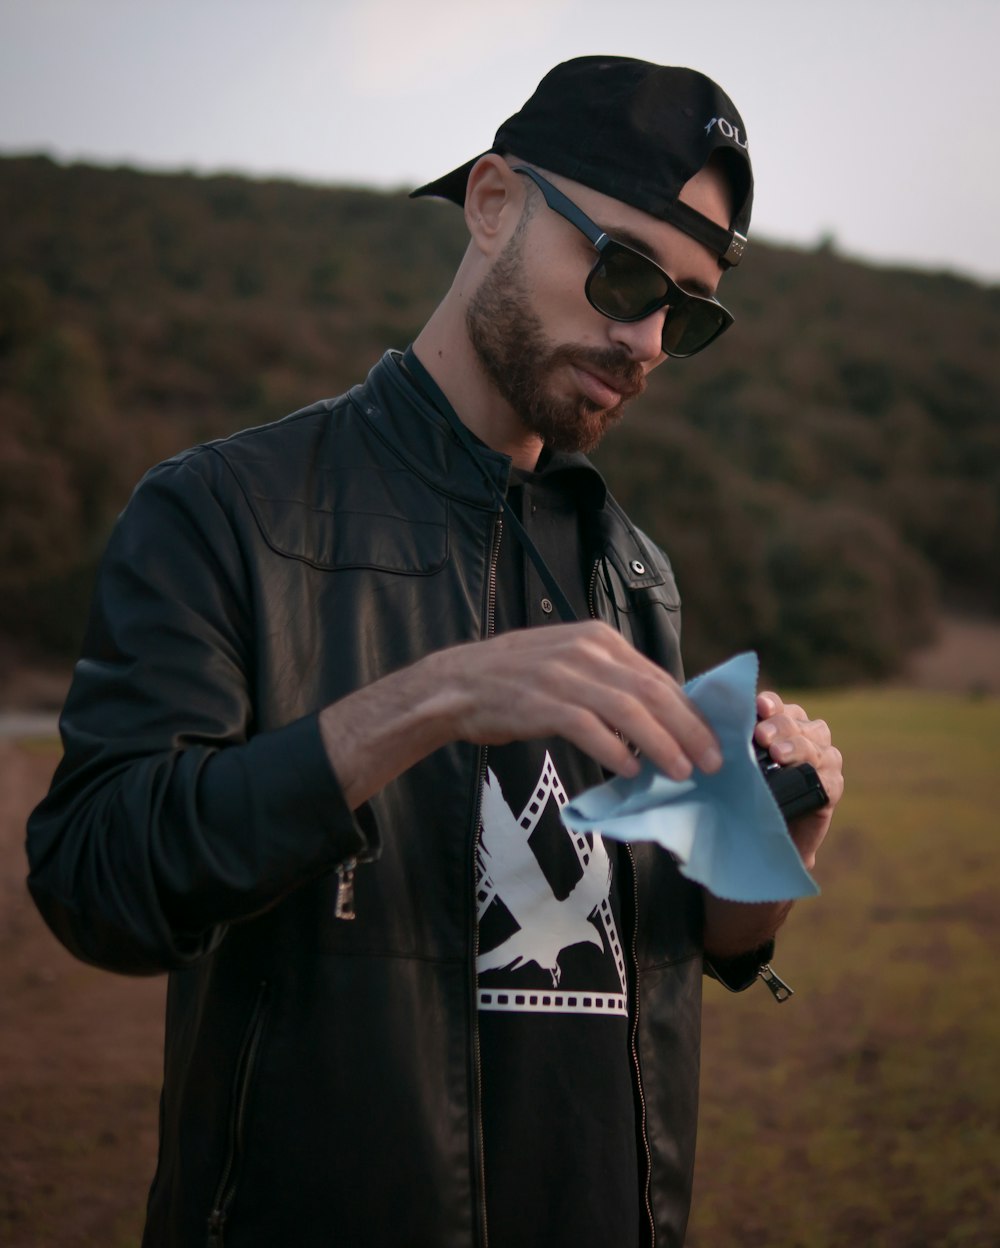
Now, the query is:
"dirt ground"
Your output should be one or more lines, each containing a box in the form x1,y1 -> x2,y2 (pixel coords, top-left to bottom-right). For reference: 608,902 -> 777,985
1,616 -> 997,1245
0,740 -> 164,1248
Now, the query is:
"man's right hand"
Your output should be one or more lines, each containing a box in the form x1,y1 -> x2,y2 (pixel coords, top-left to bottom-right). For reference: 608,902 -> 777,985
319,621 -> 721,811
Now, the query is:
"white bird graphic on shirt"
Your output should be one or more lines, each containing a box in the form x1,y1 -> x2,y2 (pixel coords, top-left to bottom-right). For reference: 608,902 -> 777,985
477,767 -> 612,987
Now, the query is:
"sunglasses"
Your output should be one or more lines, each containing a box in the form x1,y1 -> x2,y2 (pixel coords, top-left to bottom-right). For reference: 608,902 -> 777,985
513,166 -> 733,359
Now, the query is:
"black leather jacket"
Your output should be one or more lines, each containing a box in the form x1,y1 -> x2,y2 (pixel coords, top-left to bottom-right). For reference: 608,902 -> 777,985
28,353 -> 717,1247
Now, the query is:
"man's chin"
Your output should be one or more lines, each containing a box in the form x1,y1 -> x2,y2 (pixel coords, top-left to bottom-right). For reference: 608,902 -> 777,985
537,399 -> 625,455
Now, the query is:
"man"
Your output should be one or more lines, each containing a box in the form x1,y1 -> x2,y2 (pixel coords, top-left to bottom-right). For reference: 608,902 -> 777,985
27,57 -> 843,1247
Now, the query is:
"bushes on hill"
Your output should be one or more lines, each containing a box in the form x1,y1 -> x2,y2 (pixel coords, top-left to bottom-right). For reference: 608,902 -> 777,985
1,155 -> 997,684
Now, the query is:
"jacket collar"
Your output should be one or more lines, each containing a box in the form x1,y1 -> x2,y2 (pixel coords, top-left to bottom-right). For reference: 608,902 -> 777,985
349,350 -> 607,512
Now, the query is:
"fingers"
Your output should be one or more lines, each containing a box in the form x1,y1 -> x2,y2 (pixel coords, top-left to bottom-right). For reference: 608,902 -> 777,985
754,698 -> 844,811
440,621 -> 721,781
756,711 -> 829,745
529,702 -> 642,778
817,744 -> 845,806
756,712 -> 831,756
750,689 -> 845,870
561,630 -> 721,777
525,626 -> 720,780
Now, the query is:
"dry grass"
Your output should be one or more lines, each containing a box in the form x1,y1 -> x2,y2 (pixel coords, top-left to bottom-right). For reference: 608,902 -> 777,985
690,690 -> 1000,1246
2,687 -> 998,1245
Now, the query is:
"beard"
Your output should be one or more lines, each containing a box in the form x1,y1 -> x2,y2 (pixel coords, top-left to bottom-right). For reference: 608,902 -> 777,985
465,232 -> 646,455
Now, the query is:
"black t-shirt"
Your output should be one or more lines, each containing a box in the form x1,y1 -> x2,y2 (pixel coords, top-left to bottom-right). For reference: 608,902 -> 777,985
477,458 -> 640,1248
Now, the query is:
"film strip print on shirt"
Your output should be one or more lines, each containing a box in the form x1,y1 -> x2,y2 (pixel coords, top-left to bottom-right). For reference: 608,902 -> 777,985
477,751 -> 628,1016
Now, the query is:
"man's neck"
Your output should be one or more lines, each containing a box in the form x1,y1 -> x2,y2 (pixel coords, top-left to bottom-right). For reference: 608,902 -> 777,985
411,307 -> 544,472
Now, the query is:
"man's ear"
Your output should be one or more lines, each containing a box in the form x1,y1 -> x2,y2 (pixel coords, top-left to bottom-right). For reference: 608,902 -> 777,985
463,155 -> 523,255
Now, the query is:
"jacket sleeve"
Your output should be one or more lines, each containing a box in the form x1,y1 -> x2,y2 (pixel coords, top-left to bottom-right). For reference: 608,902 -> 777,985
26,452 -> 378,975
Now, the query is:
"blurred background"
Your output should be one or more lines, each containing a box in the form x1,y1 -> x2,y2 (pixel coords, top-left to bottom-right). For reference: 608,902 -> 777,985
1,1 -> 997,1244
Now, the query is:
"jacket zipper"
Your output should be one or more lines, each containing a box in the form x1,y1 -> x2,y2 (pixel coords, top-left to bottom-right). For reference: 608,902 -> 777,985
592,557 -> 656,1244
469,513 -> 502,1248
626,844 -> 657,1246
758,963 -> 794,1001
334,855 -> 357,920
587,556 -> 600,621
206,980 -> 270,1248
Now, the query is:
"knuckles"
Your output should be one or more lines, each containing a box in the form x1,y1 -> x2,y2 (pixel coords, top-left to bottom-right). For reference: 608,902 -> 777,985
634,670 -> 675,706
821,744 -> 844,776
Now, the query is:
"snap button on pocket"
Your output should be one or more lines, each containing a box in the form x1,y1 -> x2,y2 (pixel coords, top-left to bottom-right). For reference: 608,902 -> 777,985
630,559 -> 646,576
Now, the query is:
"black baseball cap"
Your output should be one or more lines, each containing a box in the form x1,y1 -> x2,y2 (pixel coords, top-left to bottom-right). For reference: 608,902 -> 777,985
411,56 -> 753,267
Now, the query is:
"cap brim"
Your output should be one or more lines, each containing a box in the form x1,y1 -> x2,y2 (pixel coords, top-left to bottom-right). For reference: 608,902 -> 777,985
409,154 -> 485,204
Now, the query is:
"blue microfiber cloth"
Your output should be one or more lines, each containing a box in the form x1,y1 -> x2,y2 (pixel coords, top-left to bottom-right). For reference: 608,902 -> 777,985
560,652 -> 820,902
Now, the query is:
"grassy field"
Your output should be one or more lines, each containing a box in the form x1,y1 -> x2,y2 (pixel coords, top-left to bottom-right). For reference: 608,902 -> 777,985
690,689 -> 1000,1247
2,689 -> 998,1246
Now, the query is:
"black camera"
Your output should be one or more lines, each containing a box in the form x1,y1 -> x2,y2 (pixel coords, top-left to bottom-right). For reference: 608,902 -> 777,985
755,742 -> 829,822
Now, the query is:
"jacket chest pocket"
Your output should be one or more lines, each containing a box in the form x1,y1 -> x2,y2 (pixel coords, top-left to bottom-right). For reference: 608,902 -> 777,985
592,550 -> 683,681
248,470 -> 450,575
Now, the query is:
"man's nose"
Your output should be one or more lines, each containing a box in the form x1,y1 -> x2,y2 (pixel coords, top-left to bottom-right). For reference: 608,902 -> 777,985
607,307 -> 668,365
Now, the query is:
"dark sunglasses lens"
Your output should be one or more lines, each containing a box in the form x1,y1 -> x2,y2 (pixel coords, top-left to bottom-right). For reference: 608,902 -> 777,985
588,242 -> 731,357
589,246 -> 669,319
662,302 -> 727,357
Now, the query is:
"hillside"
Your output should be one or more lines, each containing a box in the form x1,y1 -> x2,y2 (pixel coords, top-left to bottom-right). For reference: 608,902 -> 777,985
1,154 -> 998,683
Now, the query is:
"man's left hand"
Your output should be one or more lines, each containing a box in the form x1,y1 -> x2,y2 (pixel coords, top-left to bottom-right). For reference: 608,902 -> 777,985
755,692 -> 844,870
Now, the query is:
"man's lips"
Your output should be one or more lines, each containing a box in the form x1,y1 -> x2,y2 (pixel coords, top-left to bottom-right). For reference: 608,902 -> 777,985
571,363 -> 642,409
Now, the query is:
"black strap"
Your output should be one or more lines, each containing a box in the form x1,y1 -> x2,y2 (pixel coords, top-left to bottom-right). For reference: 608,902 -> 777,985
659,199 -> 745,268
399,349 -> 579,625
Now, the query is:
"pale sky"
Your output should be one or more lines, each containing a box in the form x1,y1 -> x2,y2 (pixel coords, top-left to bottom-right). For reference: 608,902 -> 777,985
2,0 -> 999,283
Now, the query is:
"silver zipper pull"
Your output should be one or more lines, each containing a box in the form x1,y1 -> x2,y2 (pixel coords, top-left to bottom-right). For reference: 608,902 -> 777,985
334,858 -> 357,921
758,963 -> 794,1002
